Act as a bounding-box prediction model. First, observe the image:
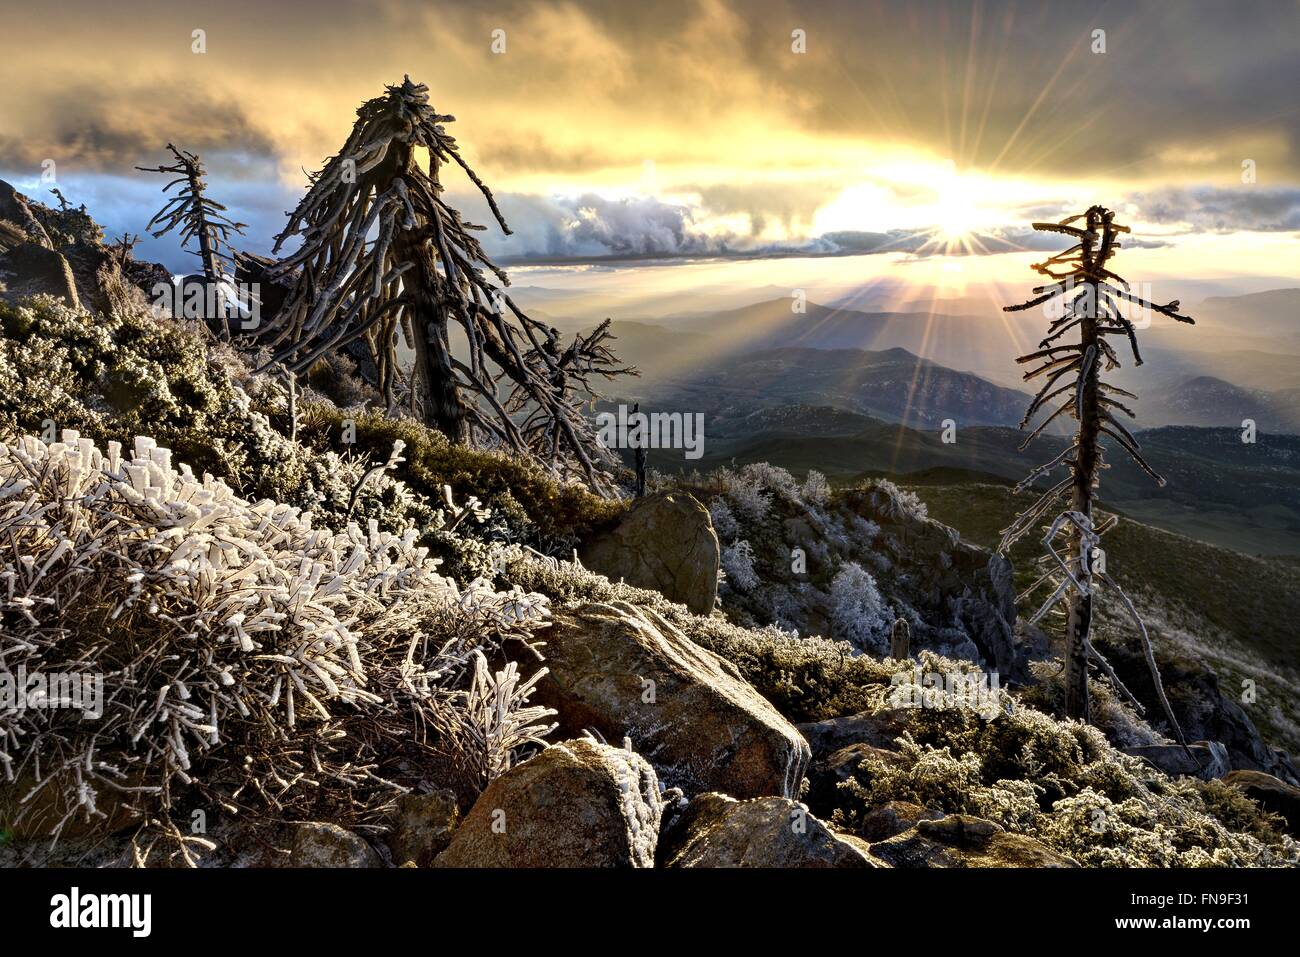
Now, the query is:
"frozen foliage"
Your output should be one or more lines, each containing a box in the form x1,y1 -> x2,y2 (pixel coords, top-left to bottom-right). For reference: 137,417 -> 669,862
0,431 -> 553,854
867,478 -> 928,520
801,469 -> 831,506
720,540 -> 760,592
828,654 -> 1297,867
829,561 -> 891,653
430,651 -> 557,791
708,496 -> 739,543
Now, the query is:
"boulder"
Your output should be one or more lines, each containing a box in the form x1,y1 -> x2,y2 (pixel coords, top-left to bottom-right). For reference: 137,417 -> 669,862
852,800 -> 945,843
579,491 -> 719,614
870,814 -> 1077,868
434,739 -> 662,868
796,708 -> 911,758
533,601 -> 810,799
657,792 -> 879,868
1099,637 -> 1295,782
277,822 -> 382,868
1223,770 -> 1300,836
384,789 -> 460,866
1122,741 -> 1231,780
0,242 -> 80,308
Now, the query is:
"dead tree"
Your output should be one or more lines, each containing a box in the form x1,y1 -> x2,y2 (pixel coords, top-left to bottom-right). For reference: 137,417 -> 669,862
999,206 -> 1193,738
136,144 -> 247,338
257,77 -> 633,493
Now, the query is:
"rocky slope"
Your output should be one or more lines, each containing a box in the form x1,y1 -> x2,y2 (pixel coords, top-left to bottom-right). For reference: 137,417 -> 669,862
1,182 -> 1297,869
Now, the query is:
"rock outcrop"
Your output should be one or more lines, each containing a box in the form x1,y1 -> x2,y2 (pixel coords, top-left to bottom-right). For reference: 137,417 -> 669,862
579,491 -> 719,614
658,793 -> 878,868
1223,770 -> 1300,836
434,739 -> 663,868
531,601 -> 811,799
0,243 -> 80,308
1122,741 -> 1231,780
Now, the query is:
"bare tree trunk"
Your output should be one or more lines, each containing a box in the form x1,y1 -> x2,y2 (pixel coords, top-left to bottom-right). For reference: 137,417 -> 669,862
1063,282 -> 1100,721
402,237 -> 468,442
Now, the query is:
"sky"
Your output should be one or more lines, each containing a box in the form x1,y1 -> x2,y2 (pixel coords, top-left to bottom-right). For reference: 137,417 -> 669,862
0,0 -> 1296,305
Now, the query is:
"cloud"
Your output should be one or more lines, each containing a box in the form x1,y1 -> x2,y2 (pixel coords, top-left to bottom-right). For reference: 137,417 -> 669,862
1126,187 -> 1300,232
2,0 -> 1297,184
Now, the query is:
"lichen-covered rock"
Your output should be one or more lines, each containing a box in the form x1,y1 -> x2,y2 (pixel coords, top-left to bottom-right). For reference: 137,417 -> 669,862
385,789 -> 461,866
869,814 -> 1077,868
434,739 -> 662,868
1122,741 -> 1231,780
1223,770 -> 1300,836
579,491 -> 719,614
278,823 -> 383,868
658,793 -> 879,868
532,601 -> 810,799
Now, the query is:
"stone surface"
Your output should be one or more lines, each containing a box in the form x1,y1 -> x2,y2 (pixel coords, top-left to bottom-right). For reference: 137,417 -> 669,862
796,708 -> 911,758
385,789 -> 460,866
532,601 -> 810,799
658,792 -> 879,868
1122,741 -> 1231,780
870,814 -> 1077,868
579,491 -> 719,614
853,800 -> 945,843
0,242 -> 80,308
0,180 -> 52,249
278,822 -> 383,868
1223,769 -> 1300,836
839,483 -> 1021,677
434,739 -> 662,868
1099,637 -> 1297,783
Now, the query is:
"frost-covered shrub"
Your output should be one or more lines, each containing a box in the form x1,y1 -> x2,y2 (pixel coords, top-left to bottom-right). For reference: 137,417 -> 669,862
801,469 -> 831,506
829,561 -> 891,652
708,496 -> 739,542
866,478 -> 929,521
719,468 -> 773,523
721,540 -> 760,592
0,431 -> 554,855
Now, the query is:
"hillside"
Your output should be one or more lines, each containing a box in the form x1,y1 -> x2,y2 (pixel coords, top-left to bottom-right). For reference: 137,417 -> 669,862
1,180 -> 1297,872
629,410 -> 1300,555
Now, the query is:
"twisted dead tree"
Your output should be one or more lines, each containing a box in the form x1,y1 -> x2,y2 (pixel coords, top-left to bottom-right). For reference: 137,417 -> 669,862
999,206 -> 1194,738
136,144 -> 247,338
257,77 -> 633,493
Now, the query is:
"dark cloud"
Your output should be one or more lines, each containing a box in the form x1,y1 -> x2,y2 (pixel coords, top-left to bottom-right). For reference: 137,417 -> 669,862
1126,187 -> 1300,232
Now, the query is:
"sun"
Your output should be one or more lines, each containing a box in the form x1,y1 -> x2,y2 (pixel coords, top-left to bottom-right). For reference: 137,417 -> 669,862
929,179 -> 986,242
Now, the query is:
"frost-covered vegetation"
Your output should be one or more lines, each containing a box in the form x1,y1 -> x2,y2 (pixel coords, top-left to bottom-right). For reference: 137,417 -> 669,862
0,296 -> 619,567
0,429 -> 556,861
1,283 -> 1294,868
826,654 -> 1295,867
